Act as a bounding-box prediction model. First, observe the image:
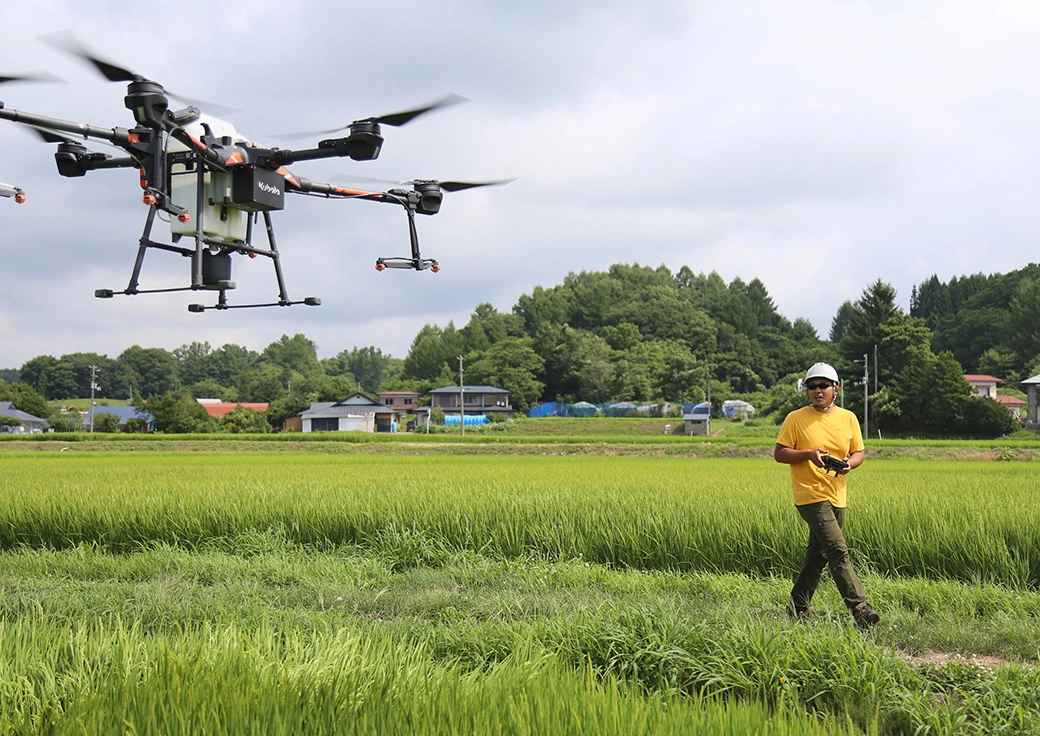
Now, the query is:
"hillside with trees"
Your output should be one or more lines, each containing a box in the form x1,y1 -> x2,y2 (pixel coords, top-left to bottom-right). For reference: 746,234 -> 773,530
4,262 -> 1036,438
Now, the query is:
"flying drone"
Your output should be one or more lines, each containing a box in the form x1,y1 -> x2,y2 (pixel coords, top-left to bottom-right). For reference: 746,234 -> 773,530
0,39 -> 509,311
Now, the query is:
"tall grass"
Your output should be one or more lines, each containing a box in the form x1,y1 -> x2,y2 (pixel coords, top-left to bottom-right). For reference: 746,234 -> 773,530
0,616 -> 866,736
1,453 -> 1037,588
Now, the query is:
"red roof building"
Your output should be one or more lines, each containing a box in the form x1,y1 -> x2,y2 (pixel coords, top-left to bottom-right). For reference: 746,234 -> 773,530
196,400 -> 269,417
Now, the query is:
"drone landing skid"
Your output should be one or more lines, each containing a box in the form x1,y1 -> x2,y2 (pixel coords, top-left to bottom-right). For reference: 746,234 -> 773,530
95,204 -> 319,313
188,296 -> 321,313
375,257 -> 439,271
374,198 -> 440,273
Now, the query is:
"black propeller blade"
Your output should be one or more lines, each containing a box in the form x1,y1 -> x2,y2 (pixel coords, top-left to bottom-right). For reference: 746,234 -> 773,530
0,72 -> 63,85
272,94 -> 466,141
333,174 -> 514,192
371,94 -> 467,127
435,178 -> 515,193
38,31 -> 239,116
29,126 -> 72,144
39,30 -> 145,82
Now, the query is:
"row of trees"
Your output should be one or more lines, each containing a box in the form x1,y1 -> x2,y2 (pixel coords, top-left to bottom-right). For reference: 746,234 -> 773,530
908,264 -> 1040,383
5,262 -> 1036,437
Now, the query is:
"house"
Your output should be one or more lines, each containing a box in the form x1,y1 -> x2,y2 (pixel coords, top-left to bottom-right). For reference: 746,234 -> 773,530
993,394 -> 1027,420
1022,373 -> 1040,429
196,400 -> 270,417
964,374 -> 1000,398
965,375 -> 1028,422
299,392 -> 402,433
0,401 -> 48,433
378,391 -> 421,412
414,385 -> 513,426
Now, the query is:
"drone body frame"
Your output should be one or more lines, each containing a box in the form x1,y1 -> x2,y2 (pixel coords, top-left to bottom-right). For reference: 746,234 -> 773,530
0,51 -> 507,312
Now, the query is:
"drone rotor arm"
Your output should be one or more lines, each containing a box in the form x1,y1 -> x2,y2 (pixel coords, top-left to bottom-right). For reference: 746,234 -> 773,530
0,105 -> 122,145
285,176 -> 389,202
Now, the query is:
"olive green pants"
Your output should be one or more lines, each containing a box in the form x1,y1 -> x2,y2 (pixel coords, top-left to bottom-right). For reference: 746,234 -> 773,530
791,501 -> 868,611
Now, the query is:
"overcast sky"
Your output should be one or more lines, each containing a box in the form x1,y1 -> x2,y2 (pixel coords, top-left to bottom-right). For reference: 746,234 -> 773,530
2,0 -> 1038,369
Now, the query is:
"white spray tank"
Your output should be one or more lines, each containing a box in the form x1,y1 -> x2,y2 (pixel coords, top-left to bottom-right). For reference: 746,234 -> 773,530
168,114 -> 249,242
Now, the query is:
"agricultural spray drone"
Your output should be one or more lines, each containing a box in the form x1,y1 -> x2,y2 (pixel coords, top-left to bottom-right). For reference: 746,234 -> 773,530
0,37 -> 510,311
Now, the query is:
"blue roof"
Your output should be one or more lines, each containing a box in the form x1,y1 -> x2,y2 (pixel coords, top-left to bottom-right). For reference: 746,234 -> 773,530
81,406 -> 155,425
0,401 -> 45,422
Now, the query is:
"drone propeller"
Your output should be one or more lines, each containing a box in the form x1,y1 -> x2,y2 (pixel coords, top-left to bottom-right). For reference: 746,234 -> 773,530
0,72 -> 63,85
23,123 -> 139,156
272,94 -> 467,141
26,125 -> 73,144
431,178 -> 515,193
334,174 -> 515,192
38,31 -> 239,116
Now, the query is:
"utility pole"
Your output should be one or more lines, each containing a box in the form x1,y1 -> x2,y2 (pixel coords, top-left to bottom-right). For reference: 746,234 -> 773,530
862,353 -> 869,440
457,355 -> 465,436
89,365 -> 99,433
873,344 -> 878,394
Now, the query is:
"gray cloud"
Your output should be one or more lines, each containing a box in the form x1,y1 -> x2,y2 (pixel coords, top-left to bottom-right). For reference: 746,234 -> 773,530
2,0 -> 1039,367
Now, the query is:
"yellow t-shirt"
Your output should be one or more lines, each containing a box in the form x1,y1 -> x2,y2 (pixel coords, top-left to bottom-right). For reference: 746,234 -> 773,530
776,405 -> 864,507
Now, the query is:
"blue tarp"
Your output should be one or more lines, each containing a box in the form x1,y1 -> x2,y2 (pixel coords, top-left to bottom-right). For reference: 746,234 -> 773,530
444,414 -> 488,426
528,402 -> 558,418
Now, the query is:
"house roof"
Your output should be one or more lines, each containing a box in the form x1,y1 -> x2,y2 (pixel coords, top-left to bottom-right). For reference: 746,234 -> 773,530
0,401 -> 45,423
87,406 -> 155,423
302,393 -> 399,419
197,402 -> 269,417
378,391 -> 420,397
964,374 -> 1000,383
1023,373 -> 1040,386
333,392 -> 381,407
993,395 -> 1026,406
428,385 -> 509,395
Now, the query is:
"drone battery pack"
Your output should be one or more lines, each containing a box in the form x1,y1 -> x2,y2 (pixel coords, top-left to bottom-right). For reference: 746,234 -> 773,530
232,167 -> 285,212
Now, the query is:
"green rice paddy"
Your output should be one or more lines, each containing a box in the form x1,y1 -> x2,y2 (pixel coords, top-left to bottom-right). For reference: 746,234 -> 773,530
1,450 -> 1038,734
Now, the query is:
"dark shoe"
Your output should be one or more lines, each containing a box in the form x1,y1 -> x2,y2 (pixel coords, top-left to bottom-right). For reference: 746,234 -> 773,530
786,597 -> 813,620
852,601 -> 879,628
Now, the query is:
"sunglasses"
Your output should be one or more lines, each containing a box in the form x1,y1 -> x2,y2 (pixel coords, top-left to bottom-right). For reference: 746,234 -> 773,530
805,381 -> 834,391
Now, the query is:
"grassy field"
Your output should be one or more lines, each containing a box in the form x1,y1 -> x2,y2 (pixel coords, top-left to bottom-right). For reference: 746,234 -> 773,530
1,449 -> 1039,734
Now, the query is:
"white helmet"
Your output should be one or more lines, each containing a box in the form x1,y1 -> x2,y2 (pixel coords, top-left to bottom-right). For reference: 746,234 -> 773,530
805,362 -> 839,383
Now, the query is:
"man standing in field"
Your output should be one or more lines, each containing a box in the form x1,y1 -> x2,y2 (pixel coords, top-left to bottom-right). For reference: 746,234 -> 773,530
774,362 -> 880,628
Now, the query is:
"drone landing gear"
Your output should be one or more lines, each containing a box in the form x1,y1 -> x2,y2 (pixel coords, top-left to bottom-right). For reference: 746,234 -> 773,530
95,205 -> 320,312
376,257 -> 439,272
375,195 -> 440,273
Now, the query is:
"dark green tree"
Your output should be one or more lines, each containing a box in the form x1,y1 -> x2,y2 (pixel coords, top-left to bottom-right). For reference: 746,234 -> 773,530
262,334 -> 323,376
323,346 -> 397,392
1008,277 -> 1040,369
204,344 -> 260,387
464,337 -> 545,409
117,346 -> 179,398
220,405 -> 271,434
173,341 -> 213,386
236,364 -> 289,403
402,323 -> 463,381
910,275 -> 953,329
0,382 -> 50,418
841,280 -> 900,365
91,412 -> 122,433
140,391 -> 214,433
829,300 -> 856,343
